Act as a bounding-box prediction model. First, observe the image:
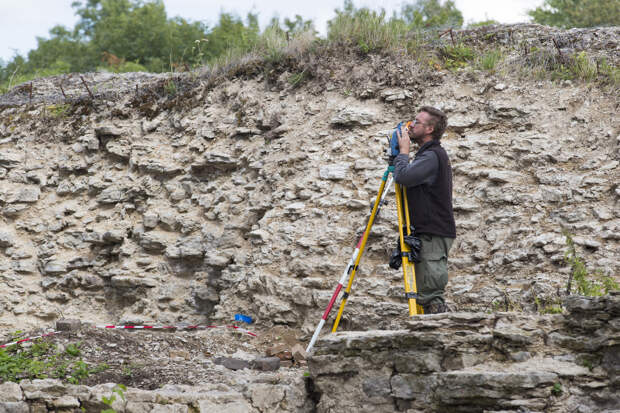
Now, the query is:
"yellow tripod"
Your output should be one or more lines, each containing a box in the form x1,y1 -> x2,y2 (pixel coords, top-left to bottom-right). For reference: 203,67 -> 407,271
330,165 -> 422,333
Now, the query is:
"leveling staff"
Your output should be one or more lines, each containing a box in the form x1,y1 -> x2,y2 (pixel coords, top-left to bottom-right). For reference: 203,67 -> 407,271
394,106 -> 456,314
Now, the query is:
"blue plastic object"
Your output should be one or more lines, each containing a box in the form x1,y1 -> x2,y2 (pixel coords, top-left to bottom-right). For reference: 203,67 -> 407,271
390,122 -> 403,157
234,314 -> 253,324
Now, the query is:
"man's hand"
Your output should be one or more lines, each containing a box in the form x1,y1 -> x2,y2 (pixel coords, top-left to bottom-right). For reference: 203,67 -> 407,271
397,124 -> 411,155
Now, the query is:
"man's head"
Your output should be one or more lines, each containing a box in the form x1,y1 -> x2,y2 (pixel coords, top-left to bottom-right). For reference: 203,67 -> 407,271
407,106 -> 447,144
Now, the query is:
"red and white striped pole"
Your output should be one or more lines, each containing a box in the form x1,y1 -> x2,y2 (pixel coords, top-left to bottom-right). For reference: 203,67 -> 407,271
305,234 -> 363,353
306,175 -> 393,353
0,332 -> 62,348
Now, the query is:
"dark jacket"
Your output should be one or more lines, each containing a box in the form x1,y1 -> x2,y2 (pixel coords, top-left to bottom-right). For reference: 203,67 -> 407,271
393,140 -> 456,238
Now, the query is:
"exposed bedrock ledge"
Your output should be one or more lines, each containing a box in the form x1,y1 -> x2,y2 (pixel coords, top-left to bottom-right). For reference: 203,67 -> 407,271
308,294 -> 620,413
0,295 -> 617,412
0,374 -> 315,413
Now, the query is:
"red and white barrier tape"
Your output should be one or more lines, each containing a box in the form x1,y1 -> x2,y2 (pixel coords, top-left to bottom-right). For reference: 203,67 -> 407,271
0,331 -> 62,348
93,324 -> 257,337
1,324 -> 257,348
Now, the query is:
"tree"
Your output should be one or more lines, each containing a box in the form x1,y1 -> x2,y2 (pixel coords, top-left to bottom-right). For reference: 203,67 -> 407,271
264,14 -> 316,39
27,25 -> 95,73
400,0 -> 463,29
282,15 -> 316,35
528,0 -> 620,28
0,55 -> 27,89
71,0 -> 208,71
202,12 -> 260,60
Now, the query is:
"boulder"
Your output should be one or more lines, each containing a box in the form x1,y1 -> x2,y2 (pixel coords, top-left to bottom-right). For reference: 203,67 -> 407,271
330,107 -> 377,127
0,184 -> 40,203
0,382 -> 23,402
0,232 -> 15,248
319,163 -> 349,180
250,357 -> 281,371
213,357 -> 250,371
191,152 -> 240,172
95,124 -> 123,137
0,150 -> 24,169
55,319 -> 82,331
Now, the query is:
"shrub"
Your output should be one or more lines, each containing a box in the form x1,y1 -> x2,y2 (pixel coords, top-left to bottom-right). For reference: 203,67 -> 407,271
476,48 -> 503,71
564,232 -> 619,296
523,48 -> 618,86
468,19 -> 499,28
0,60 -> 71,94
439,43 -> 475,69
327,5 -> 408,55
0,339 -> 107,384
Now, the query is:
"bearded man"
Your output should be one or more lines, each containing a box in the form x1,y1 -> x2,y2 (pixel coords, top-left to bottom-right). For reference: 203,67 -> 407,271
393,106 -> 456,314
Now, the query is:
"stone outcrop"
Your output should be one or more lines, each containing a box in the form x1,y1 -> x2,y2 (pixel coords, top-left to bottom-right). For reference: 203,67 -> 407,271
0,25 -> 618,410
0,374 -> 314,413
1,47 -> 618,332
309,294 -> 620,412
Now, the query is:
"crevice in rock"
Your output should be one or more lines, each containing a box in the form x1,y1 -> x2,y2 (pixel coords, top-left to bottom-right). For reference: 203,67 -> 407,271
304,376 -> 321,413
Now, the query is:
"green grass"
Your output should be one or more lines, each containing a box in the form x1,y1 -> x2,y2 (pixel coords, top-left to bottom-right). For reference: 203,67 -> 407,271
0,60 -> 71,95
46,103 -> 71,118
164,80 -> 177,96
467,20 -> 499,28
490,289 -> 524,312
2,23 -> 617,97
0,338 -> 108,384
327,8 -> 409,55
476,48 -> 503,71
254,25 -> 290,64
102,383 -> 127,413
534,296 -> 564,314
564,232 -> 619,296
523,48 -> 619,86
288,70 -> 307,87
597,57 -> 620,85
439,43 -> 475,70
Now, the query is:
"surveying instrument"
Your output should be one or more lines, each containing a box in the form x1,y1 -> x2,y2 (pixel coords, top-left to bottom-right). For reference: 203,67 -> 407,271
306,122 -> 424,353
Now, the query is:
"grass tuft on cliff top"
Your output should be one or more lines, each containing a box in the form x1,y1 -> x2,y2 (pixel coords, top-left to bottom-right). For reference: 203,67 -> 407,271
2,18 -> 618,95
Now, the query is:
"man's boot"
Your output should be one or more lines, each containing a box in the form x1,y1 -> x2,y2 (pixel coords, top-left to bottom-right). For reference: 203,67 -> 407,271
423,299 -> 447,314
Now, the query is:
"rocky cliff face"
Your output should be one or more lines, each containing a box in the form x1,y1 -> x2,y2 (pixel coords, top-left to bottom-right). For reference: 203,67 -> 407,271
0,22 -> 618,413
1,25 -> 618,334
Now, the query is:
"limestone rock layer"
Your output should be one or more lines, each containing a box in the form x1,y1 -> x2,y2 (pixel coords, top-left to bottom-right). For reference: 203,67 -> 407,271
0,25 -> 617,335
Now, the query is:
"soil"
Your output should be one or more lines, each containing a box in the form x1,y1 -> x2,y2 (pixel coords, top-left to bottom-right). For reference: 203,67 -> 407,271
1,324 -> 306,390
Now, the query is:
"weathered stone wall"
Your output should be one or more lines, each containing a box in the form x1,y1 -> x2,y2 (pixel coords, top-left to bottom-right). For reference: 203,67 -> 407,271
0,24 -> 617,336
0,373 -> 313,412
309,294 -> 620,412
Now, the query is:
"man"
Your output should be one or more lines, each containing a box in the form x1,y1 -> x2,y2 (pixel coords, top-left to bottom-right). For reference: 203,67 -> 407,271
393,106 -> 456,314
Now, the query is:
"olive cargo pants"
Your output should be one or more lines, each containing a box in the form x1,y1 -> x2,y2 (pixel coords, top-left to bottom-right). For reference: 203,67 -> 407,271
415,234 -> 454,307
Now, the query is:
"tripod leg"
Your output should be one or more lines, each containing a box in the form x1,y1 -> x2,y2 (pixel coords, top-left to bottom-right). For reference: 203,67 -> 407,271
395,184 -> 420,316
402,187 -> 422,314
306,228 -> 364,353
330,173 -> 393,333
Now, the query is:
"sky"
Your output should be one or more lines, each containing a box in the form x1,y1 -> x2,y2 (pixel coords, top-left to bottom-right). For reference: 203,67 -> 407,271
0,0 -> 543,62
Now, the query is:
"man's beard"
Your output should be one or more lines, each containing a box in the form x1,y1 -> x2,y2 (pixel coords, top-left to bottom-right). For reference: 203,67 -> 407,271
411,134 -> 425,146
